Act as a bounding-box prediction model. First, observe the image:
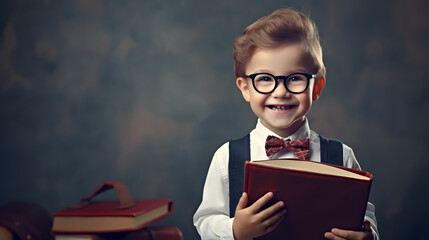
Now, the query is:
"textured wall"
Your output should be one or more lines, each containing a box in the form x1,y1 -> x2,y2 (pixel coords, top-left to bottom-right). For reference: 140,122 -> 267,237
1,0 -> 428,239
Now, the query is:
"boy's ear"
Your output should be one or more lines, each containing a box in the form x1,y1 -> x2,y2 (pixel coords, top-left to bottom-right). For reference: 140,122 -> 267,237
312,77 -> 326,101
236,77 -> 251,102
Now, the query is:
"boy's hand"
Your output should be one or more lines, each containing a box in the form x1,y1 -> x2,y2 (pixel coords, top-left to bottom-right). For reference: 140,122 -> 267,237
324,220 -> 374,240
232,192 -> 286,240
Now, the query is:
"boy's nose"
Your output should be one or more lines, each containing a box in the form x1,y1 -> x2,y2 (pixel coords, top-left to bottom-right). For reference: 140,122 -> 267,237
271,82 -> 291,98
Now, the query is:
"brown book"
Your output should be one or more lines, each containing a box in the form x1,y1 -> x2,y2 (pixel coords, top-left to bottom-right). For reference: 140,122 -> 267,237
122,226 -> 183,240
54,226 -> 183,240
244,159 -> 373,240
52,181 -> 174,234
55,234 -> 106,240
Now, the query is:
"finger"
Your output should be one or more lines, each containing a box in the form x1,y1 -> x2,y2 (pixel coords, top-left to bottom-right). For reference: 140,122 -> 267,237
261,208 -> 286,228
363,220 -> 371,231
249,192 -> 274,213
324,232 -> 346,240
324,232 -> 334,239
331,228 -> 361,239
257,200 -> 285,220
264,214 -> 285,233
235,192 -> 248,211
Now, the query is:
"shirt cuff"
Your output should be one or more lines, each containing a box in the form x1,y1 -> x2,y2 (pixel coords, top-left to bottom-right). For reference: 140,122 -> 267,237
222,217 -> 235,240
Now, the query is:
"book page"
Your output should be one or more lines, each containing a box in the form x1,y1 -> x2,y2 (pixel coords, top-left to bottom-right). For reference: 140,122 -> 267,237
251,159 -> 370,180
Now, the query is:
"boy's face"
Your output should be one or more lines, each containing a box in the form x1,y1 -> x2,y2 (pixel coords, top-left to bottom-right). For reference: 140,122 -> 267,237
236,43 -> 325,137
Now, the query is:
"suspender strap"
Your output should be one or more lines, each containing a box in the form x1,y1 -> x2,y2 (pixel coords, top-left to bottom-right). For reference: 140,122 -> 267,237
228,134 -> 250,217
319,135 -> 343,166
228,134 -> 343,217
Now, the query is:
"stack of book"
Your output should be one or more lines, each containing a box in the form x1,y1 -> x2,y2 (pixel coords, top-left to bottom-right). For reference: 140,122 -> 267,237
52,181 -> 180,240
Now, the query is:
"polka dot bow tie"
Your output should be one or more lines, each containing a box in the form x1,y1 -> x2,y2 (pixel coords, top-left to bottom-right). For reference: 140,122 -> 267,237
265,135 -> 310,160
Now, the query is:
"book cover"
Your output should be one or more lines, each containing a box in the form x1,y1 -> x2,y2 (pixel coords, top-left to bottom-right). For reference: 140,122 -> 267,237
244,159 -> 372,240
53,199 -> 173,234
55,234 -> 106,240
55,226 -> 183,240
122,226 -> 183,240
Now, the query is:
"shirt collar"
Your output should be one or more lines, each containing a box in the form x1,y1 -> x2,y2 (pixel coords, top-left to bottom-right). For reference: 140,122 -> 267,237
254,117 -> 311,141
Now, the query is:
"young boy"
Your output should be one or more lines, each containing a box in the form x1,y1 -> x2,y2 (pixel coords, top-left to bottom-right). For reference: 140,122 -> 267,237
193,8 -> 379,240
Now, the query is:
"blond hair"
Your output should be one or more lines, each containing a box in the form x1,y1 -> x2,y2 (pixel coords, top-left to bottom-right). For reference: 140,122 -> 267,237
233,8 -> 325,78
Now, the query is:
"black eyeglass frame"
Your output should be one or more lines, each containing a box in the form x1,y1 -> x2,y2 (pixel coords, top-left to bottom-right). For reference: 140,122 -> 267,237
245,72 -> 316,94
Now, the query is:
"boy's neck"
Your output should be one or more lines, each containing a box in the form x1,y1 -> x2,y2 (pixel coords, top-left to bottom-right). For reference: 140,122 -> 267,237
262,117 -> 306,138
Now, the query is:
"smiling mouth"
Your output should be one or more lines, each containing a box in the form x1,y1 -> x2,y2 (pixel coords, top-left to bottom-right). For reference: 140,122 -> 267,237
267,105 -> 295,111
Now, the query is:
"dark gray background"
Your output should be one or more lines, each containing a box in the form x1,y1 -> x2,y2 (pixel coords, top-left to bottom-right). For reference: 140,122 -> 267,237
1,0 -> 428,239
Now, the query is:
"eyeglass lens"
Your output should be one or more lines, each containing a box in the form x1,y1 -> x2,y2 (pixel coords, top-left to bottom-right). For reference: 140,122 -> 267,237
253,73 -> 309,93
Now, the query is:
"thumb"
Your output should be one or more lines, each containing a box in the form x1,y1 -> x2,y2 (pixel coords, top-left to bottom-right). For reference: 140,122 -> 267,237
235,192 -> 248,211
363,220 -> 371,231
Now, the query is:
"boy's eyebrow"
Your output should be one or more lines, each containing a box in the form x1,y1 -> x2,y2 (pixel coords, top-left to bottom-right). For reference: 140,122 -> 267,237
249,69 -> 273,74
248,68 -> 311,75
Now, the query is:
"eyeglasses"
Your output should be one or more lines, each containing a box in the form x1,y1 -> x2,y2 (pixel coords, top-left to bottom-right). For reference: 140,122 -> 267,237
245,72 -> 315,94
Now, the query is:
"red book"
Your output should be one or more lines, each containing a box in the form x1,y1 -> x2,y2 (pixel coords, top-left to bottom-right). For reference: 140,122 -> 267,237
122,226 -> 183,240
244,159 -> 372,239
52,181 -> 173,234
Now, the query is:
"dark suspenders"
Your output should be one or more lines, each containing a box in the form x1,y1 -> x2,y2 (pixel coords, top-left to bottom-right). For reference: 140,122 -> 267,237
228,134 -> 250,218
319,135 -> 343,166
228,134 -> 343,216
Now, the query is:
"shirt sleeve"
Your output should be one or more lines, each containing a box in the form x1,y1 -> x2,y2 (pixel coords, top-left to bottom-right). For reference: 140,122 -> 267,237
342,144 -> 380,240
193,143 -> 236,240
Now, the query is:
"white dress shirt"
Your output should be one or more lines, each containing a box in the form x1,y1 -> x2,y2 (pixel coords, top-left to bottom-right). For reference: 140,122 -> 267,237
193,118 -> 379,240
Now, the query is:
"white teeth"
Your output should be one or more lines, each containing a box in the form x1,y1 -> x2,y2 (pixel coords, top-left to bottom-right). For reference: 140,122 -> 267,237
270,105 -> 291,110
